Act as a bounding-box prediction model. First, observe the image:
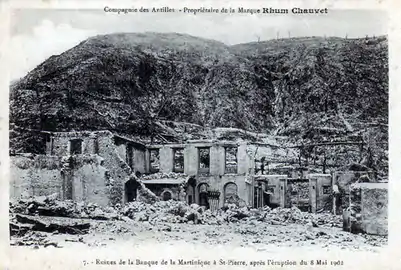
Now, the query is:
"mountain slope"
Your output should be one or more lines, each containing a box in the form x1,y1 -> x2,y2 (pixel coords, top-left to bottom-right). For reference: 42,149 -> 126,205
10,33 -> 388,175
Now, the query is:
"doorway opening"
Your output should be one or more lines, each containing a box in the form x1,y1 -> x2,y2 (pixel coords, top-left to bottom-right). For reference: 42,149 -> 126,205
125,178 -> 139,202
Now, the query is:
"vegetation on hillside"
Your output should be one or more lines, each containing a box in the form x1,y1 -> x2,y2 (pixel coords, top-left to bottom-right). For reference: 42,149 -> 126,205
9,33 -> 388,177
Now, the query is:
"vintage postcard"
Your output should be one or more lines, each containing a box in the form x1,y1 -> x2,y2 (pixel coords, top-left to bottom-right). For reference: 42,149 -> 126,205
0,0 -> 399,269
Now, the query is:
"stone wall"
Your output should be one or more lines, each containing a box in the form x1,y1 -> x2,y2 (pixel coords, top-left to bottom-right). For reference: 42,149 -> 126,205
49,131 -> 146,173
51,131 -> 146,205
275,174 -> 333,212
346,182 -> 388,235
48,131 -> 105,156
147,141 -> 252,207
10,130 -> 146,206
10,155 -> 62,198
150,141 -> 250,176
262,175 -> 287,206
333,170 -> 375,214
65,155 -> 109,206
287,179 -> 309,210
10,154 -> 111,206
283,179 -> 309,210
133,148 -> 146,174
309,174 -> 332,213
96,135 -> 132,205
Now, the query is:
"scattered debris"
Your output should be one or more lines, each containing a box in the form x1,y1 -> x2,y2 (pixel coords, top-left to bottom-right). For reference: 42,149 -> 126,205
10,231 -> 61,248
117,200 -> 341,227
10,194 -> 120,221
9,195 -> 384,250
128,174 -> 160,204
14,214 -> 90,234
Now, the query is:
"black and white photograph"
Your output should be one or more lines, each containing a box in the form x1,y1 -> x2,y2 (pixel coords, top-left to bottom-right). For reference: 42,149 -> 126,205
2,2 -> 394,269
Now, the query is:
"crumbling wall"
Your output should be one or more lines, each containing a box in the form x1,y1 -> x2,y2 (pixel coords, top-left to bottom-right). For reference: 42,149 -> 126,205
333,170 -> 375,214
12,131 -> 143,206
10,154 -> 111,206
50,131 -> 104,156
310,174 -> 332,212
54,133 -> 131,206
97,134 -> 132,205
159,146 -> 174,173
133,148 -> 146,174
184,145 -> 198,175
278,174 -> 332,213
347,183 -> 388,235
126,175 -> 160,203
265,175 -> 287,206
10,155 -> 62,198
114,143 -> 126,163
286,179 -> 309,210
65,155 -> 109,206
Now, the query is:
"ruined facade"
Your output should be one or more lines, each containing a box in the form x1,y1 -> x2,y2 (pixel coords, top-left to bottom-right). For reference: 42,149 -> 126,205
143,141 -> 250,209
10,130 -> 362,214
10,131 -> 146,207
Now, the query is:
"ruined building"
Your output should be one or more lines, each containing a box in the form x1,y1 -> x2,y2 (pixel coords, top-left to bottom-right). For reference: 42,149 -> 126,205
10,130 -> 339,213
10,129 -> 388,235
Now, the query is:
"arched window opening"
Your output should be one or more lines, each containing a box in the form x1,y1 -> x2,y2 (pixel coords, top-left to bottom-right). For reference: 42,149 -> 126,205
224,182 -> 238,202
198,183 -> 209,208
162,191 -> 172,201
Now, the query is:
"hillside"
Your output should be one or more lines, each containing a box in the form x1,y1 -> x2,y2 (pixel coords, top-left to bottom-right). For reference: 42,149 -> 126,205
9,33 -> 388,176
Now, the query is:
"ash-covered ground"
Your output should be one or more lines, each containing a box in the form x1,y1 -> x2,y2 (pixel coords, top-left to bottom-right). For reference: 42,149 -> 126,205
9,195 -> 386,252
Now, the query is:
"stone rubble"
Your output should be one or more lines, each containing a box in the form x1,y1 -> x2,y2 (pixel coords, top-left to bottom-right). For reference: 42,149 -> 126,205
141,172 -> 188,180
10,231 -> 60,248
10,195 -> 342,229
9,195 -> 342,239
9,194 -> 120,221
108,199 -> 342,228
10,195 -> 385,250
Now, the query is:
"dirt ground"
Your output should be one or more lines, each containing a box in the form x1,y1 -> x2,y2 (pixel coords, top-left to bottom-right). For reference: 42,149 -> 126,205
9,197 -> 387,257
10,215 -> 387,252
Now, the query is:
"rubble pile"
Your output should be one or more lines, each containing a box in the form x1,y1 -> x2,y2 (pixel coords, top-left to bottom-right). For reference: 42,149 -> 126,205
9,212 -> 90,248
9,194 -> 119,243
10,231 -> 60,248
119,200 -> 341,228
136,181 -> 160,204
10,195 -> 342,231
10,194 -> 120,221
224,194 -> 247,208
11,214 -> 90,235
141,172 -> 188,180
10,194 -> 76,217
120,200 -> 223,225
260,207 -> 342,227
222,205 -> 342,228
10,195 -> 384,250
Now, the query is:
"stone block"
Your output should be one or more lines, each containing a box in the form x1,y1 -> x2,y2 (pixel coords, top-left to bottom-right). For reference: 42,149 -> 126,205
348,182 -> 388,235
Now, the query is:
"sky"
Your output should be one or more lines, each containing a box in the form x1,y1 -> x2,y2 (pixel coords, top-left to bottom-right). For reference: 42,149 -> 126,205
8,8 -> 388,81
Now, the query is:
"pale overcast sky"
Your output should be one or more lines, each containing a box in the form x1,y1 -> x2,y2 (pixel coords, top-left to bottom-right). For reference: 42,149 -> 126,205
8,8 -> 388,81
